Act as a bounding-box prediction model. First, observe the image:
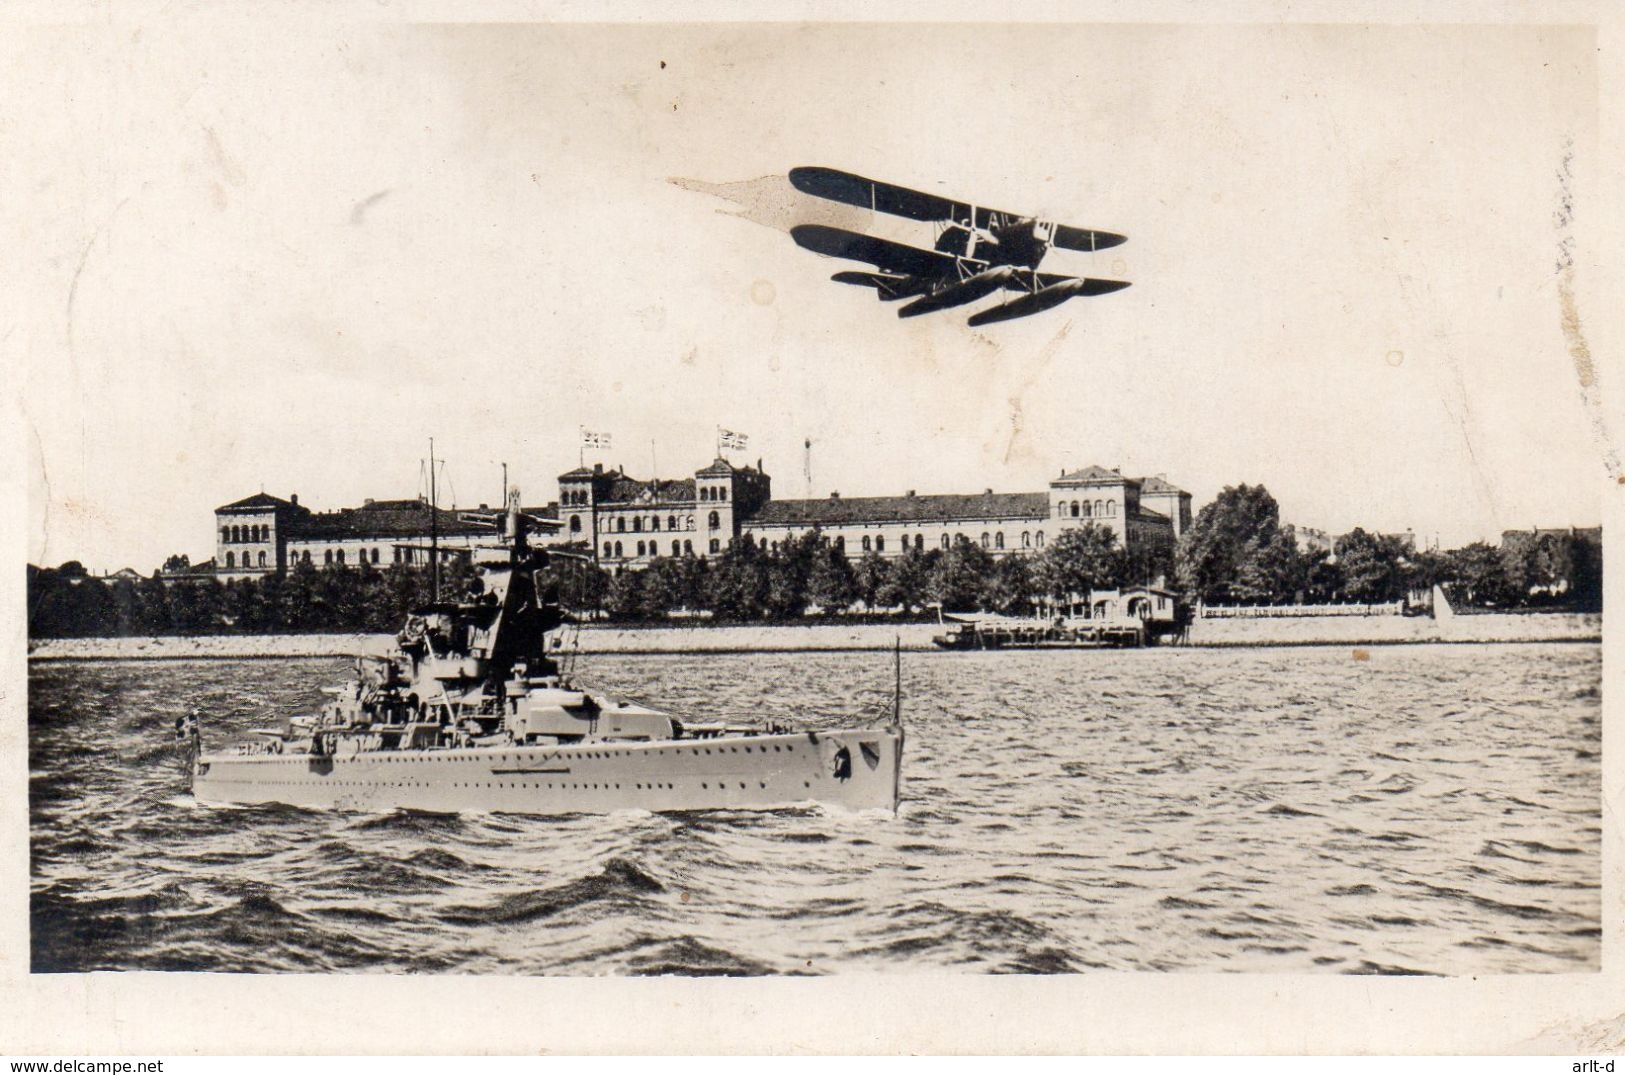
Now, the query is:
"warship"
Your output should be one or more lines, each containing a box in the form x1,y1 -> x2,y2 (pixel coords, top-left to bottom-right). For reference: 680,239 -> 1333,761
179,488 -> 903,814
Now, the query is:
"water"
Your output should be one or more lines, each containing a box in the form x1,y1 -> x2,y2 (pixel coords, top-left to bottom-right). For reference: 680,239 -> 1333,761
29,643 -> 1600,975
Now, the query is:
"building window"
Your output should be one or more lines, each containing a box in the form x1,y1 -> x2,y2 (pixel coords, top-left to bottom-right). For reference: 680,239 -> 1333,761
941,534 -> 950,550
708,538 -> 720,554
687,515 -> 695,530
1071,501 -> 1080,518
875,536 -> 885,552
1036,531 -> 1045,547
667,515 -> 677,530
221,528 -> 230,543
401,548 -> 411,564
915,534 -> 924,551
336,549 -> 345,564
651,516 -> 660,531
324,549 -> 333,565
995,532 -> 1004,550
834,536 -> 845,551
1106,501 -> 1116,517
684,540 -> 693,555
569,515 -> 581,534
633,517 -> 642,533
1082,501 -> 1092,518
617,518 -> 626,533
225,552 -> 235,568
259,551 -> 267,567
708,511 -> 720,530
718,487 -> 727,501
614,541 -> 623,557
862,536 -> 872,552
372,548 -> 380,564
604,542 -> 613,558
672,540 -> 681,556
981,532 -> 991,548
636,541 -> 646,556
1096,500 -> 1105,517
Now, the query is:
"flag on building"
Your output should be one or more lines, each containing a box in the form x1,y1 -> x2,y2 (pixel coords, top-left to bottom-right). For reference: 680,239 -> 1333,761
581,428 -> 612,449
719,428 -> 748,451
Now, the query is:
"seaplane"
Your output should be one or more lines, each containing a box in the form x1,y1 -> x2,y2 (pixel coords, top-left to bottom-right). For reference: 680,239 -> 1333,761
787,166 -> 1131,326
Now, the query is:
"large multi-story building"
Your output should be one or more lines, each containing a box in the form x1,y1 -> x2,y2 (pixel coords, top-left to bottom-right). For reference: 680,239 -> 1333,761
210,457 -> 1190,578
212,493 -> 531,583
556,458 -> 771,566
744,464 -> 1190,562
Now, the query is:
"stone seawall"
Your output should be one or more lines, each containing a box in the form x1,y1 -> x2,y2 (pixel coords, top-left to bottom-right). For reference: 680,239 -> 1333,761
26,612 -> 1601,661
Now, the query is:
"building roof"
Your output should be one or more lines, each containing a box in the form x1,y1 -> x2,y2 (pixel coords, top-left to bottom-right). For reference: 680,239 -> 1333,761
600,476 -> 698,505
747,491 -> 1049,528
1501,526 -> 1603,547
696,457 -> 764,478
1138,475 -> 1187,495
217,492 -> 298,512
558,466 -> 600,480
291,499 -> 491,541
1054,465 -> 1135,486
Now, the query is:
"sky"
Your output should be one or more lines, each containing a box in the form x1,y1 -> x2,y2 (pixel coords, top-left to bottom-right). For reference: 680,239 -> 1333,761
15,17 -> 1613,571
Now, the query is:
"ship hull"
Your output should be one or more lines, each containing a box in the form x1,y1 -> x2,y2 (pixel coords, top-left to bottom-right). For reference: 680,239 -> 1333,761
193,727 -> 903,814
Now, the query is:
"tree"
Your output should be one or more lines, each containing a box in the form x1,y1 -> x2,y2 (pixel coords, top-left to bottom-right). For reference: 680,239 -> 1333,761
881,548 -> 935,612
1232,528 -> 1304,604
1301,550 -> 1344,604
161,553 -> 191,574
1174,484 -> 1282,603
806,544 -> 856,612
1335,528 -> 1408,604
982,554 -> 1037,615
640,556 -> 697,618
705,536 -> 769,620
929,537 -> 993,612
1446,542 -> 1514,607
605,568 -> 646,621
1037,524 -> 1123,604
1404,547 -> 1453,596
135,573 -> 171,633
1565,532 -> 1603,611
852,552 -> 890,610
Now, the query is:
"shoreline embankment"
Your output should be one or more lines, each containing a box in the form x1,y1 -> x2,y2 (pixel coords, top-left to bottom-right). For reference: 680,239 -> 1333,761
24,612 -> 1602,661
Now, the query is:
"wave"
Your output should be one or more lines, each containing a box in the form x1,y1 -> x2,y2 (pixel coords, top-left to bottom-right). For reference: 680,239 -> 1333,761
440,857 -> 666,927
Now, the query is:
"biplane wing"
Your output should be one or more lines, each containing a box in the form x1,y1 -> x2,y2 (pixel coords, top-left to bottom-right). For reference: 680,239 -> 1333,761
790,166 -> 1127,252
790,223 -> 969,279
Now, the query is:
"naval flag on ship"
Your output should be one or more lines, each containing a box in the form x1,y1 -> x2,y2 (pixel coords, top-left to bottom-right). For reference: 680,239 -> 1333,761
718,428 -> 748,452
580,427 -> 612,449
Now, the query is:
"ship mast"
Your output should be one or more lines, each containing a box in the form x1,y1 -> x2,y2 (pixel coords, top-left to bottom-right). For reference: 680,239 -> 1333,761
429,437 -> 440,602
